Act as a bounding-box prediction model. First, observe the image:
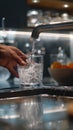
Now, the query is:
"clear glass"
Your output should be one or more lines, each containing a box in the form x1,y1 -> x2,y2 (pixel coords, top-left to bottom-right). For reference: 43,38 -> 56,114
17,54 -> 43,87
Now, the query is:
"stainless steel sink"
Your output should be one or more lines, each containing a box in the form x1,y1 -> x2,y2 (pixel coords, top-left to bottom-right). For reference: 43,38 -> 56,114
0,94 -> 72,130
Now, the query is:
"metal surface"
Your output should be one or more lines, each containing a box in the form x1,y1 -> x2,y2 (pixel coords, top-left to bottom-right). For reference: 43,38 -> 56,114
0,94 -> 72,130
31,21 -> 73,39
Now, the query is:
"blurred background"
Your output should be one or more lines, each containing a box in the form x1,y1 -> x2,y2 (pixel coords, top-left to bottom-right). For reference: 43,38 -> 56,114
0,0 -> 73,82
0,0 -> 73,28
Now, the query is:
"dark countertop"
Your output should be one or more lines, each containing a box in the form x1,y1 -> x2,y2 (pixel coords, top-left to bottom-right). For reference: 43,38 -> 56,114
0,78 -> 73,98
0,79 -> 73,130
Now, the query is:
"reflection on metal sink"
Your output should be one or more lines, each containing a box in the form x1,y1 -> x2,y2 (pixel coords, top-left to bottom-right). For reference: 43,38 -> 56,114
0,94 -> 72,130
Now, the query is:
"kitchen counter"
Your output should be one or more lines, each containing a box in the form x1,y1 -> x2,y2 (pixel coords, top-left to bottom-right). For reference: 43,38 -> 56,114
0,79 -> 73,129
0,78 -> 73,98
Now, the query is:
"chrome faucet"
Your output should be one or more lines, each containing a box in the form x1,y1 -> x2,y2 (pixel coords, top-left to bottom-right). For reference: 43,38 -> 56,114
31,21 -> 73,39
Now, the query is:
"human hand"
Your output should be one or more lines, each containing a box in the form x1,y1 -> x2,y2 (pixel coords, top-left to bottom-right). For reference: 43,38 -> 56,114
0,44 -> 27,77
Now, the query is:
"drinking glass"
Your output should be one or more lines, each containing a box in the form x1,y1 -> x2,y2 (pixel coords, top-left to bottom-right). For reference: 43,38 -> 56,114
17,54 -> 43,87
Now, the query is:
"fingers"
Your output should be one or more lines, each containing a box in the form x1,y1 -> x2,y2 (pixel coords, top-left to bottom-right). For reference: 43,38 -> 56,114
5,59 -> 19,77
10,46 -> 27,59
8,67 -> 19,78
13,54 -> 27,65
2,45 -> 27,64
8,46 -> 27,65
0,45 -> 28,76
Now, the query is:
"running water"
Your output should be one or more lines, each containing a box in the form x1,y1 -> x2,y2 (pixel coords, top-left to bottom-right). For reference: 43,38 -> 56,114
31,38 -> 36,55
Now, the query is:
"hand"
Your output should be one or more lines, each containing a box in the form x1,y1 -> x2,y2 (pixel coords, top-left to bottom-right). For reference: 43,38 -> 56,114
0,44 -> 27,77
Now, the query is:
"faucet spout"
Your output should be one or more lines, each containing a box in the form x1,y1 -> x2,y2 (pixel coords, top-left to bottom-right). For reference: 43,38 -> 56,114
31,21 -> 73,39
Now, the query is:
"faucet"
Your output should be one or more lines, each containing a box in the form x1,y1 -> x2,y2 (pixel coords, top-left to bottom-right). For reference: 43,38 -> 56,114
31,21 -> 73,39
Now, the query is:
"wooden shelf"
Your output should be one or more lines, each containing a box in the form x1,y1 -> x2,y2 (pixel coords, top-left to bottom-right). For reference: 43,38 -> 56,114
27,0 -> 73,14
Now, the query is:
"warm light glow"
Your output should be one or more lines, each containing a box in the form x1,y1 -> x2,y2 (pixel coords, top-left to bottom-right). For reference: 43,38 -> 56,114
63,4 -> 69,8
32,0 -> 40,3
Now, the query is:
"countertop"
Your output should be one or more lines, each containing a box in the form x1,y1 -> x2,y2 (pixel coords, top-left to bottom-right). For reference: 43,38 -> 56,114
0,79 -> 73,129
0,78 -> 73,98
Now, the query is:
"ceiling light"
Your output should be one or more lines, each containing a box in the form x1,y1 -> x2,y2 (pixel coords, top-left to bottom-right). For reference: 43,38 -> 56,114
63,4 -> 69,8
32,0 -> 40,3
